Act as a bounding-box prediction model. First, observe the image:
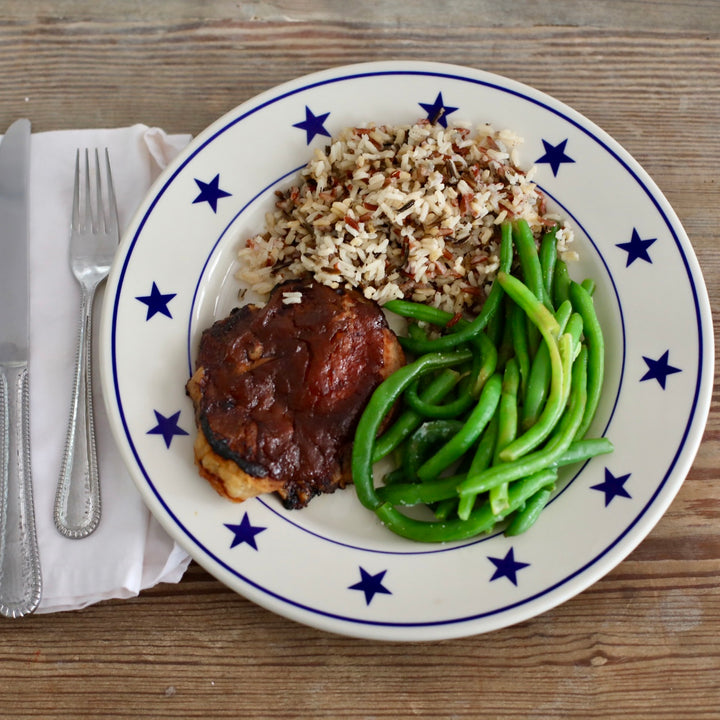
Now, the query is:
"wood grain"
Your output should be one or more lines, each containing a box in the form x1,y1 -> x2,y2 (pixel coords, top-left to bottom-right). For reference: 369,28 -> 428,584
1,2 -> 719,718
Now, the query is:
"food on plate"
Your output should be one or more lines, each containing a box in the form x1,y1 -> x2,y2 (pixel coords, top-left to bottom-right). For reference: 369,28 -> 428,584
186,279 -> 405,509
190,118 -> 611,539
351,220 -> 613,542
235,120 -> 575,315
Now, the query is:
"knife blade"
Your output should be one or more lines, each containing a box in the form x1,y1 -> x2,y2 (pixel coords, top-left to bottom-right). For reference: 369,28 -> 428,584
0,118 -> 42,618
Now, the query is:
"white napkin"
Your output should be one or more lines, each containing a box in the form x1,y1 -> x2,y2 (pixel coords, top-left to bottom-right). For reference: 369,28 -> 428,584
26,125 -> 193,613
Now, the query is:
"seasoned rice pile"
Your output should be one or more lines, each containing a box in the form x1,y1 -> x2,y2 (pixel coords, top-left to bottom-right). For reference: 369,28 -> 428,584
236,120 -> 574,315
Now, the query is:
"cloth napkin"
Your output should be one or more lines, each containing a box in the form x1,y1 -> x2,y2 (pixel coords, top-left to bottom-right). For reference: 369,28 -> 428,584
26,125 -> 193,613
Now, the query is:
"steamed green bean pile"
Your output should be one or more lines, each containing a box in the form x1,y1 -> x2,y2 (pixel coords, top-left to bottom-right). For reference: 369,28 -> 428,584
351,219 -> 613,542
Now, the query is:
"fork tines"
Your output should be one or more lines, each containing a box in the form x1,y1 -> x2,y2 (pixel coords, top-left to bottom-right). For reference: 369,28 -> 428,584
72,148 -> 118,235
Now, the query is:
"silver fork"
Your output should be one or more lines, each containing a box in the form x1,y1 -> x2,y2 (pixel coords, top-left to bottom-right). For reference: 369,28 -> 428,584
54,149 -> 119,539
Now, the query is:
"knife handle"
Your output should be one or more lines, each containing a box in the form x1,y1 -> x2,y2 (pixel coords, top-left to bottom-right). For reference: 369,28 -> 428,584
0,362 -> 42,618
55,291 -> 101,539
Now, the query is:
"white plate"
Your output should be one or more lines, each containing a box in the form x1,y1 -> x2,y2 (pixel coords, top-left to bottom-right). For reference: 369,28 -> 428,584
100,61 -> 713,640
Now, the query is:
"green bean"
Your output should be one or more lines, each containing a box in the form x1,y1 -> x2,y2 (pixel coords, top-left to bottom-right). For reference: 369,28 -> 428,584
352,348 -> 473,509
496,272 -> 560,338
509,302 -> 530,395
494,360 -> 520,463
407,321 -> 430,343
504,484 -> 555,536
523,329 -> 573,455
403,373 -> 473,419
468,413 -> 499,476
456,414 -> 499,520
416,373 -> 503,481
539,227 -> 558,305
495,272 -> 568,461
388,222 -> 513,354
565,312 -> 584,361
372,368 -> 460,462
554,299 -> 573,330
553,258 -> 571,308
521,345 -> 551,429
403,419 -> 464,482
495,298 -> 515,369
377,473 -> 464,506
381,467 -> 407,486
568,281 -> 605,439
374,468 -> 557,543
489,359 -> 520,515
485,293 -> 505,347
555,437 -> 614,466
404,384 -> 474,419
495,297 -> 516,369
513,218 -> 549,308
511,219 -> 547,356
433,497 -> 458,521
382,299 -> 459,329
458,346 -> 588,499
470,331 -> 498,396
581,277 -> 596,296
463,346 -> 483,394
521,299 -> 572,429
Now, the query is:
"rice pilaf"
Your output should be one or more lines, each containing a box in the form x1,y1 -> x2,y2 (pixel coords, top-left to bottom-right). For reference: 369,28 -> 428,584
236,119 -> 575,315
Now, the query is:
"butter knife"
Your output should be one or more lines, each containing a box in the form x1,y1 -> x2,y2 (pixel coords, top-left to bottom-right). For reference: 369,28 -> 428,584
0,118 -> 42,618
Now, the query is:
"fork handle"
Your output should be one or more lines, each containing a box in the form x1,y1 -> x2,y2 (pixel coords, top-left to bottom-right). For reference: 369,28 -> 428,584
55,287 -> 101,539
0,362 -> 43,617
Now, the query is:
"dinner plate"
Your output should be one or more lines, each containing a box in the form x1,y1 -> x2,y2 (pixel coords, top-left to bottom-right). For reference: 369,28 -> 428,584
100,61 -> 713,640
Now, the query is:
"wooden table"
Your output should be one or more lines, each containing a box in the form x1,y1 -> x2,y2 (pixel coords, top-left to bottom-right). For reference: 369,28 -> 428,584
2,2 -> 718,717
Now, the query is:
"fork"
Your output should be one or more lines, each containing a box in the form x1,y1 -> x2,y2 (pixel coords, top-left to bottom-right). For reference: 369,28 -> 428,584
54,149 -> 119,539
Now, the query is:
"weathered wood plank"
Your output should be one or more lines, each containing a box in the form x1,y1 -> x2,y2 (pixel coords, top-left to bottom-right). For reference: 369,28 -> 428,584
0,2 -> 718,718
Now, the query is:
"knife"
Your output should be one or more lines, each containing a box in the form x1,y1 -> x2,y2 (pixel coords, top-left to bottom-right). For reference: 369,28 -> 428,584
0,118 -> 42,618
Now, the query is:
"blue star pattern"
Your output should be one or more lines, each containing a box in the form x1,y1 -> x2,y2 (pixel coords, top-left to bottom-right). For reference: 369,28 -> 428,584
135,282 -> 177,320
292,106 -> 331,144
616,228 -> 657,267
591,468 -> 632,506
193,174 -> 232,213
641,350 -> 682,389
147,410 -> 189,448
488,548 -> 530,586
535,138 -> 575,177
419,92 -> 458,128
225,513 -> 267,550
348,567 -> 392,605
